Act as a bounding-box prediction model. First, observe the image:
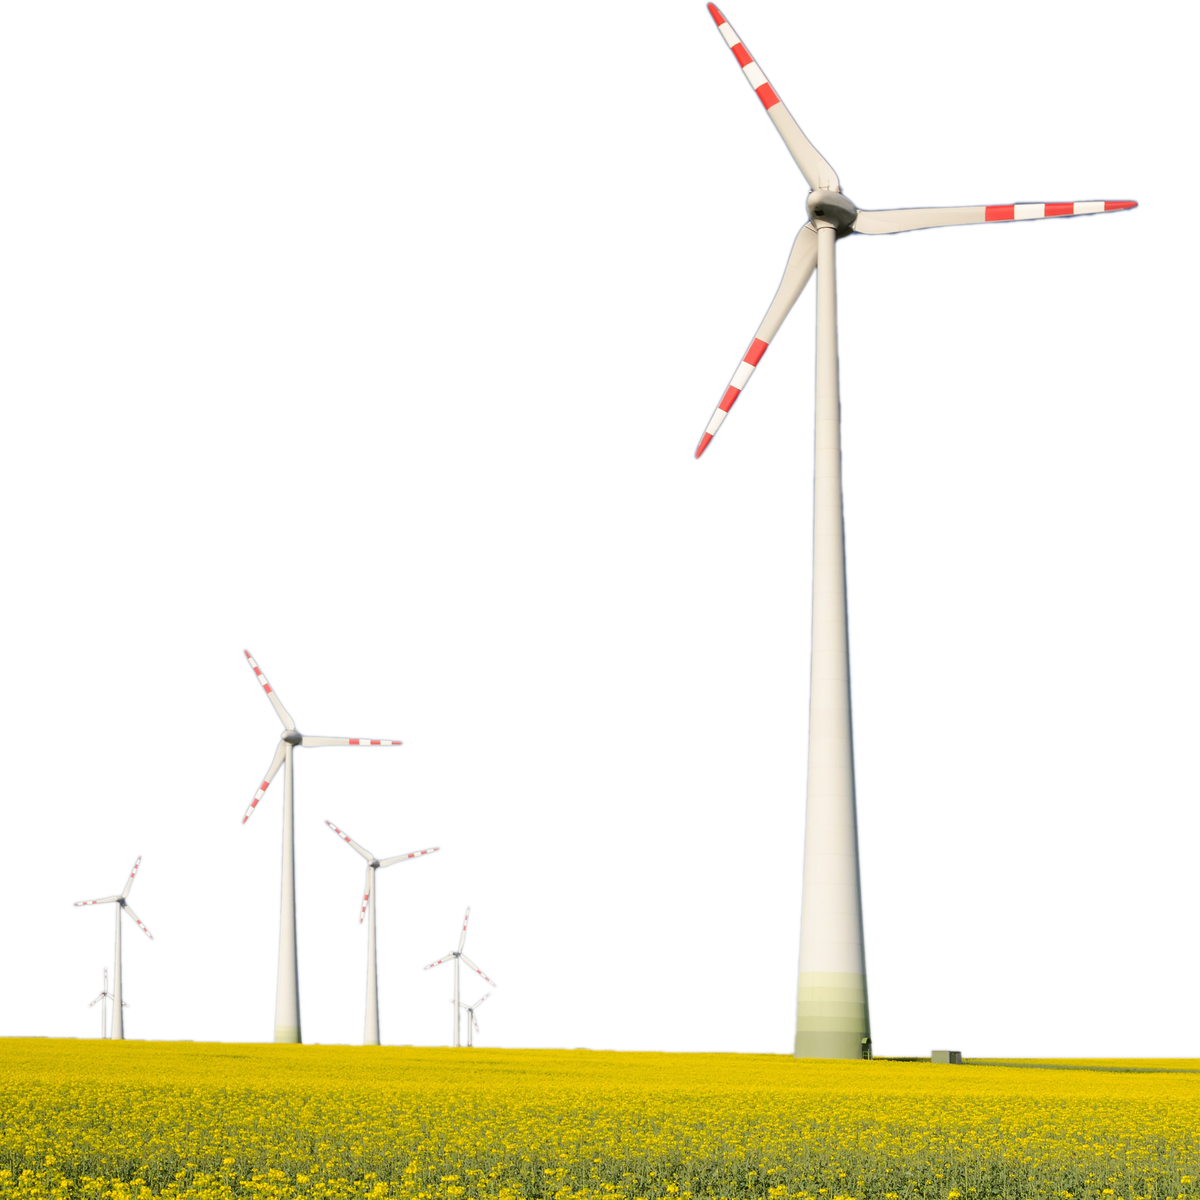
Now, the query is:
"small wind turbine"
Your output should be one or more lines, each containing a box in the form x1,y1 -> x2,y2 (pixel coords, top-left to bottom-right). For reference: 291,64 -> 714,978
88,968 -> 129,1038
242,650 -> 403,1044
452,993 -> 490,1048
74,857 -> 153,1040
424,908 -> 497,1047
693,5 -> 1137,1059
325,819 -> 440,1045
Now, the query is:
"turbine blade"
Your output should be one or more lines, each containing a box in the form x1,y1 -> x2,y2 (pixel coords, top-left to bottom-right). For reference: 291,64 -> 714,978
360,865 -> 372,924
121,1001 -> 130,1007
121,855 -> 142,900
459,954 -> 496,987
325,820 -> 375,863
122,905 -> 154,939
853,199 -> 1138,235
706,5 -> 838,191
88,993 -> 106,1007
244,650 -> 296,731
300,735 -> 403,747
423,954 -> 455,971
695,223 -> 818,458
378,847 -> 440,868
473,993 -> 490,1009
74,896 -> 120,907
474,1016 -> 479,1033
243,741 -> 287,825
458,907 -> 470,952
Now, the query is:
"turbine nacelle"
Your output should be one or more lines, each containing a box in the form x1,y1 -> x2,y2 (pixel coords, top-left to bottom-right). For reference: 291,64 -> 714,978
807,189 -> 857,234
282,730 -> 303,745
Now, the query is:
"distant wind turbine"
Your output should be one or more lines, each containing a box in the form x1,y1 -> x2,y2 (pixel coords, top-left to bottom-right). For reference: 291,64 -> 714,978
448,988 -> 489,1046
71,854 -> 154,1041
324,820 -> 441,1046
85,964 -> 131,1041
422,902 -> 496,1046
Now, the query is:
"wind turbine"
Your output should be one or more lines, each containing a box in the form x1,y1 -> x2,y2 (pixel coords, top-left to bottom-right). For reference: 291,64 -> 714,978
242,650 -> 402,1044
424,908 -> 497,1047
74,857 -> 153,1040
452,993 -> 490,1048
88,968 -> 129,1038
693,6 -> 1136,1060
325,819 -> 440,1045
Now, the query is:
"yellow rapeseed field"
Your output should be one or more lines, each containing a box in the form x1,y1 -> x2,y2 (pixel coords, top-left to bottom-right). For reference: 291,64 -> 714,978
1,1040 -> 1196,1200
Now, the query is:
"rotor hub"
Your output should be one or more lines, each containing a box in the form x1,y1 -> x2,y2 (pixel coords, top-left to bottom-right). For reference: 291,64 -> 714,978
282,730 -> 303,745
807,189 -> 857,234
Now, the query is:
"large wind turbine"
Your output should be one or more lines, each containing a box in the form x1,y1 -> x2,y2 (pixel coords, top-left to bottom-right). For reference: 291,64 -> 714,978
694,5 -> 1136,1059
74,857 -> 153,1040
321,820 -> 444,1046
242,650 -> 402,1044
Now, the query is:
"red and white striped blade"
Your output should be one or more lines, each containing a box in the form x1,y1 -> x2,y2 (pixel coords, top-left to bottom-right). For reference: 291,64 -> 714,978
243,741 -> 287,825
123,905 -> 154,940
458,906 -> 470,952
696,223 -> 818,458
360,865 -> 372,924
88,992 -> 106,1007
473,1016 -> 479,1033
121,855 -> 142,900
459,953 -> 496,987
853,199 -> 1137,235
74,895 -> 120,907
104,968 -> 108,989
378,847 -> 440,868
424,953 -> 455,971
301,736 -> 403,747
244,651 -> 296,731
472,993 -> 490,1010
325,819 -> 374,863
706,5 -> 838,192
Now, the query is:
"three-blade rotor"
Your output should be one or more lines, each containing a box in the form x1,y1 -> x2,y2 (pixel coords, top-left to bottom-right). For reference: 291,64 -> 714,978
423,907 -> 498,986
242,651 -> 403,825
693,5 -> 1137,459
74,857 -> 154,939
326,819 -> 439,923
455,993 -> 489,1031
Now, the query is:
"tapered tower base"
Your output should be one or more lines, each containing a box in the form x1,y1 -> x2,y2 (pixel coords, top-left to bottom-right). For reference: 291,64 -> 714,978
794,971 -> 870,1059
274,1025 -> 300,1044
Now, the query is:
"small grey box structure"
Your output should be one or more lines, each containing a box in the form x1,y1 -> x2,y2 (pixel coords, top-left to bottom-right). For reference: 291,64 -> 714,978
931,1050 -> 962,1064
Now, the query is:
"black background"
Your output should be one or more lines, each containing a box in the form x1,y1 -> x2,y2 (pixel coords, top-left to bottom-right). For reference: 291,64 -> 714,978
4,11 -> 1176,1060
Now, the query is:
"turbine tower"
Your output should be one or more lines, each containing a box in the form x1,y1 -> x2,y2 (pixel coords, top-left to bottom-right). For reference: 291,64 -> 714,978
325,819 -> 440,1045
74,857 -> 153,1040
694,5 -> 1136,1059
242,650 -> 403,1044
424,908 -> 497,1047
87,968 -> 127,1038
